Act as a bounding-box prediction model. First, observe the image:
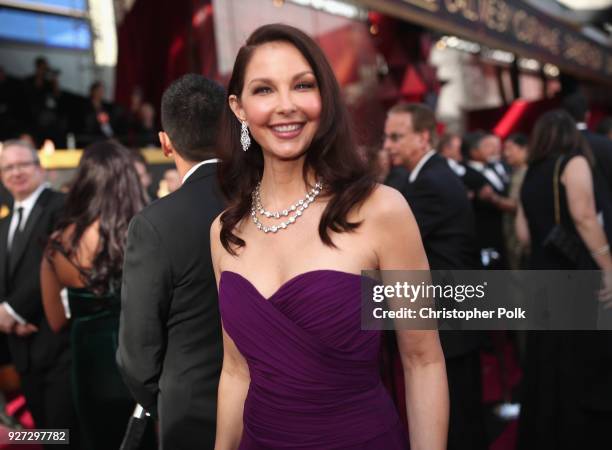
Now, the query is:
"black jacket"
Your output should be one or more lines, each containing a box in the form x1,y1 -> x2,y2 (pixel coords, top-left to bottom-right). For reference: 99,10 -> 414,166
402,154 -> 482,357
117,163 -> 224,450
462,162 -> 508,256
402,154 -> 479,270
0,188 -> 69,372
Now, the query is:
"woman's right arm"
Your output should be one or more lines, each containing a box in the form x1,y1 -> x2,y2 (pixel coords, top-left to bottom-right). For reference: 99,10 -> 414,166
210,216 -> 250,450
563,156 -> 612,303
563,156 -> 612,271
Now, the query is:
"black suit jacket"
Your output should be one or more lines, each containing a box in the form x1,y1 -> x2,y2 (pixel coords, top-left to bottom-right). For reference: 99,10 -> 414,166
403,154 -> 479,270
384,166 -> 410,193
462,163 -> 507,254
0,188 -> 69,372
117,163 -> 224,450
402,154 -> 482,357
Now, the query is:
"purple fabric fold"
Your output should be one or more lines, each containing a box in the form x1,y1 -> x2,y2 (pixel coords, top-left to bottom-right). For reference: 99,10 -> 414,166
219,270 -> 408,449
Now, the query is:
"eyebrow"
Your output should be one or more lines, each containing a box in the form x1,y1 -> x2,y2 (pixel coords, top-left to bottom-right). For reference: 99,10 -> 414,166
247,71 -> 315,87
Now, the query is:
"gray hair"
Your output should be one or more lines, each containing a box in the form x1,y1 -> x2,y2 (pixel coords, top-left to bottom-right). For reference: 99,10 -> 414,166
1,139 -> 40,165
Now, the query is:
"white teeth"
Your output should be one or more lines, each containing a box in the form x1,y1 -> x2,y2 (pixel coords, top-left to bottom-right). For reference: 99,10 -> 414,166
272,124 -> 301,132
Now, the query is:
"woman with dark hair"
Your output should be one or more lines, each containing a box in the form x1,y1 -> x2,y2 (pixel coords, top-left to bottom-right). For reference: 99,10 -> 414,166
40,140 -> 147,450
503,133 -> 529,269
211,24 -> 448,449
516,110 -> 612,449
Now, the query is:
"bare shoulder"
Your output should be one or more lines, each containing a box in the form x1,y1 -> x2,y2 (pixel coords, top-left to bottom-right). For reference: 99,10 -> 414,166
49,223 -> 97,267
210,210 -> 242,263
565,154 -> 590,172
360,185 -> 427,270
209,212 -> 225,278
210,212 -> 222,239
563,155 -> 593,185
360,184 -> 412,224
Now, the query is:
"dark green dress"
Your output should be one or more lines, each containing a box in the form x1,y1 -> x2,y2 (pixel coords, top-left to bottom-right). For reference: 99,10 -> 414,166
67,287 -> 133,450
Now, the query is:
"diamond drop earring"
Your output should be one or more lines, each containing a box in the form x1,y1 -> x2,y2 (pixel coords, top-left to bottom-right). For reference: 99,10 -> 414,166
240,121 -> 251,151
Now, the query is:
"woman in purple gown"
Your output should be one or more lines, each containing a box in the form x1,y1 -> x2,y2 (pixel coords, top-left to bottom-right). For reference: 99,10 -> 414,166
211,24 -> 448,450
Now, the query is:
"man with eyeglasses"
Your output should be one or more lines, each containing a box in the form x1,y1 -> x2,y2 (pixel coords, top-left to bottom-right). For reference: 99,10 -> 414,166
0,140 -> 76,441
383,103 -> 486,450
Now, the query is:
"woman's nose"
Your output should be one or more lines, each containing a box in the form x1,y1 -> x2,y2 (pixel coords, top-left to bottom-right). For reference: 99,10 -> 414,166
276,90 -> 297,114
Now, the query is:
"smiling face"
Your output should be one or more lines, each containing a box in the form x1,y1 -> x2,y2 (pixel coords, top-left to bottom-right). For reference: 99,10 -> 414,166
229,41 -> 322,160
0,144 -> 45,201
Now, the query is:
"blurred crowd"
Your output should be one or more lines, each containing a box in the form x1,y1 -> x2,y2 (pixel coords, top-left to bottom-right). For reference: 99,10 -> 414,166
0,57 -> 160,149
371,93 -> 612,449
0,61 -> 612,450
369,93 -> 612,273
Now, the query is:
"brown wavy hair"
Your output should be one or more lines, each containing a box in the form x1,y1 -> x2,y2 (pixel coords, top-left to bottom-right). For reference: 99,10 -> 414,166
217,23 -> 375,254
48,140 -> 146,294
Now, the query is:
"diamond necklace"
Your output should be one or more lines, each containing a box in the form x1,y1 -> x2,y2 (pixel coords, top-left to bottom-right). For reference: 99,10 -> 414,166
251,181 -> 323,234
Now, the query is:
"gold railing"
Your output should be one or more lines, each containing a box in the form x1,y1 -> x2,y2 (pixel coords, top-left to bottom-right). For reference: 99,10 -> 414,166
37,148 -> 168,169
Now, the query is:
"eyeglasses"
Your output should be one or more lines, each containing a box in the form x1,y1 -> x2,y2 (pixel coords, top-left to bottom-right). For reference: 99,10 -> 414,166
383,133 -> 406,143
0,161 -> 38,174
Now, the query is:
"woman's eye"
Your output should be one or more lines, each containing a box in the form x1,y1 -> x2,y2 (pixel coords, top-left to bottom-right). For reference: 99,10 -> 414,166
296,82 -> 315,90
253,86 -> 271,95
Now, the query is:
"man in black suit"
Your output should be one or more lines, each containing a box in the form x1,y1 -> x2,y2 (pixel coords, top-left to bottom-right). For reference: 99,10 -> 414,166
117,74 -> 225,450
0,140 -> 76,442
384,103 -> 479,270
384,103 -> 486,450
461,131 -> 512,268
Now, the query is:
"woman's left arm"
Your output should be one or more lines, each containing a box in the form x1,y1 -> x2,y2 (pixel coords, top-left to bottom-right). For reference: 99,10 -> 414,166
371,186 -> 449,450
40,255 -> 68,332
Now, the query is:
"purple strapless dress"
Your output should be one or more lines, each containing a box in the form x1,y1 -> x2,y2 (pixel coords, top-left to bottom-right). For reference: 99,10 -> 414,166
219,269 -> 408,449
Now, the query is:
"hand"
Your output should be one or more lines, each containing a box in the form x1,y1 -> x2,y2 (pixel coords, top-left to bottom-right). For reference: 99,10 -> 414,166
478,185 -> 495,202
599,271 -> 612,308
13,323 -> 38,337
0,305 -> 16,334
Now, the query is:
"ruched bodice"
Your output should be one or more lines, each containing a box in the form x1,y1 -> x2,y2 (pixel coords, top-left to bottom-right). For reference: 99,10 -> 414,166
219,270 -> 407,450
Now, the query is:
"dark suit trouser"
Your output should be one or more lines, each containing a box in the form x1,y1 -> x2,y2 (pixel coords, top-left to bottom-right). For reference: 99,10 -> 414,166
447,351 -> 487,450
19,352 -> 80,450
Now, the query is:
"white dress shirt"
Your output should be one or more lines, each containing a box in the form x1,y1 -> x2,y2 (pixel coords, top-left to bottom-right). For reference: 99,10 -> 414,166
7,182 -> 48,250
182,158 -> 220,184
467,160 -> 505,192
447,158 -> 466,177
408,150 -> 436,183
4,182 -> 49,325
